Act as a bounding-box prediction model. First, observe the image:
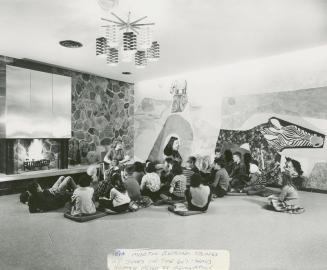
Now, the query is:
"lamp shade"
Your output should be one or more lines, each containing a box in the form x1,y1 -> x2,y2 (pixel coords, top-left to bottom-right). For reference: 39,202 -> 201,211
107,48 -> 119,66
123,32 -> 137,51
137,27 -> 152,50
96,37 -> 107,57
135,50 -> 147,68
106,25 -> 119,48
147,41 -> 160,62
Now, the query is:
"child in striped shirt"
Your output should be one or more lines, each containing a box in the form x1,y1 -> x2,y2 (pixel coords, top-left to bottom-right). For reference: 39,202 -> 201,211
169,163 -> 187,200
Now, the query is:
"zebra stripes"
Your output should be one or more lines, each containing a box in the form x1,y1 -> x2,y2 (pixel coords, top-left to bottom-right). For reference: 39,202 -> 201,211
262,124 -> 316,152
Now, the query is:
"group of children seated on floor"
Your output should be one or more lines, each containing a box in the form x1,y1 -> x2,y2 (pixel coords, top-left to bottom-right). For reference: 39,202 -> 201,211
19,148 -> 305,216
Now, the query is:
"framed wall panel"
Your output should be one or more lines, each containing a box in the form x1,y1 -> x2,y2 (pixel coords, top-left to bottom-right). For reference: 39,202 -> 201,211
52,74 -> 71,138
5,65 -> 72,138
5,65 -> 31,138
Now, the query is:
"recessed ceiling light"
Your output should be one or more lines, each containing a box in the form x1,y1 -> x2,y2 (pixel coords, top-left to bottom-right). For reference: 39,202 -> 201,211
122,72 -> 132,75
59,40 -> 83,48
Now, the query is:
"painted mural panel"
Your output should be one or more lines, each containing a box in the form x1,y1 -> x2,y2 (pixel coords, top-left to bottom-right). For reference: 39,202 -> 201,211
218,87 -> 327,190
261,117 -> 325,151
135,79 -> 220,163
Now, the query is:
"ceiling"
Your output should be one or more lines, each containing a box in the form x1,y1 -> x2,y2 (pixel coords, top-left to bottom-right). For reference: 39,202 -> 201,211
1,0 -> 327,83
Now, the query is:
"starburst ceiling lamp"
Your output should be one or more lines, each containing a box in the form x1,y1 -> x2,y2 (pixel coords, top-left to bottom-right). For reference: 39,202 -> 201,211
99,12 -> 160,67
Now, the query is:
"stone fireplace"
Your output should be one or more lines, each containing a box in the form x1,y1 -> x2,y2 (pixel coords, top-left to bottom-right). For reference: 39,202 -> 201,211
0,139 -> 68,175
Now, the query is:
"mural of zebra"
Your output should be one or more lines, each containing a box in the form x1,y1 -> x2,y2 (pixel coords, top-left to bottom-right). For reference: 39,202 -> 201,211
261,117 -> 325,152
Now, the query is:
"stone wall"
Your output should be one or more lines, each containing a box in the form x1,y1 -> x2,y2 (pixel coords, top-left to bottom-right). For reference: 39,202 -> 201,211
68,73 -> 134,165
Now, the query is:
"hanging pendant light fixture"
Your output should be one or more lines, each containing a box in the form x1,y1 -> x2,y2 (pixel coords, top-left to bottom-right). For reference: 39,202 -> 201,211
96,37 -> 107,57
106,25 -> 119,48
122,31 -> 137,62
137,27 -> 153,51
97,12 -> 160,68
123,31 -> 137,51
147,41 -> 160,62
135,50 -> 147,68
107,48 -> 119,66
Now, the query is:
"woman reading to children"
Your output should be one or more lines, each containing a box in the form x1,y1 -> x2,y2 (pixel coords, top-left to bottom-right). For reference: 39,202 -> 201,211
103,139 -> 130,166
163,136 -> 182,164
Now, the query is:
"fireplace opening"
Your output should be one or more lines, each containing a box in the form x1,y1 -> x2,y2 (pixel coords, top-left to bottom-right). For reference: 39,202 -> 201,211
0,139 -> 68,175
14,139 -> 59,173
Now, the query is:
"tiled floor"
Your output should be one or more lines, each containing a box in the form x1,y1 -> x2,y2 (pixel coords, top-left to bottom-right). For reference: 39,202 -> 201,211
0,191 -> 326,270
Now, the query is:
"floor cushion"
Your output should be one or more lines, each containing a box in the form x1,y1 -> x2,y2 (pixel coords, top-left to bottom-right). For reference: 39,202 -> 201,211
64,211 -> 108,222
153,198 -> 185,206
103,208 -> 130,215
226,192 -> 247,196
167,203 -> 206,216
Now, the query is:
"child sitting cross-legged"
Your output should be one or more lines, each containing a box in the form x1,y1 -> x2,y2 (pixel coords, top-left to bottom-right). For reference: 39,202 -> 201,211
70,174 -> 96,216
185,173 -> 211,211
99,174 -> 131,213
267,158 -> 305,214
140,162 -> 161,201
132,161 -> 145,185
211,158 -> 230,198
122,165 -> 141,201
94,159 -> 120,200
168,162 -> 187,201
160,157 -> 174,193
241,160 -> 267,196
182,157 -> 196,188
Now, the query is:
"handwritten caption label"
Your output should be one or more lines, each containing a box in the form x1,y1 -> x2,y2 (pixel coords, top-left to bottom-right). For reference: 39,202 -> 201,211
107,249 -> 230,270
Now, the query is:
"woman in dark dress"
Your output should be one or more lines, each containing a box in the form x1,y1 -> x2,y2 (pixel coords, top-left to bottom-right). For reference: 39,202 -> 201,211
163,136 -> 182,164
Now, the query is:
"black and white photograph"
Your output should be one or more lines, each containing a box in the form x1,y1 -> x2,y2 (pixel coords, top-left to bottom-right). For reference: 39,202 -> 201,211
0,0 -> 327,269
